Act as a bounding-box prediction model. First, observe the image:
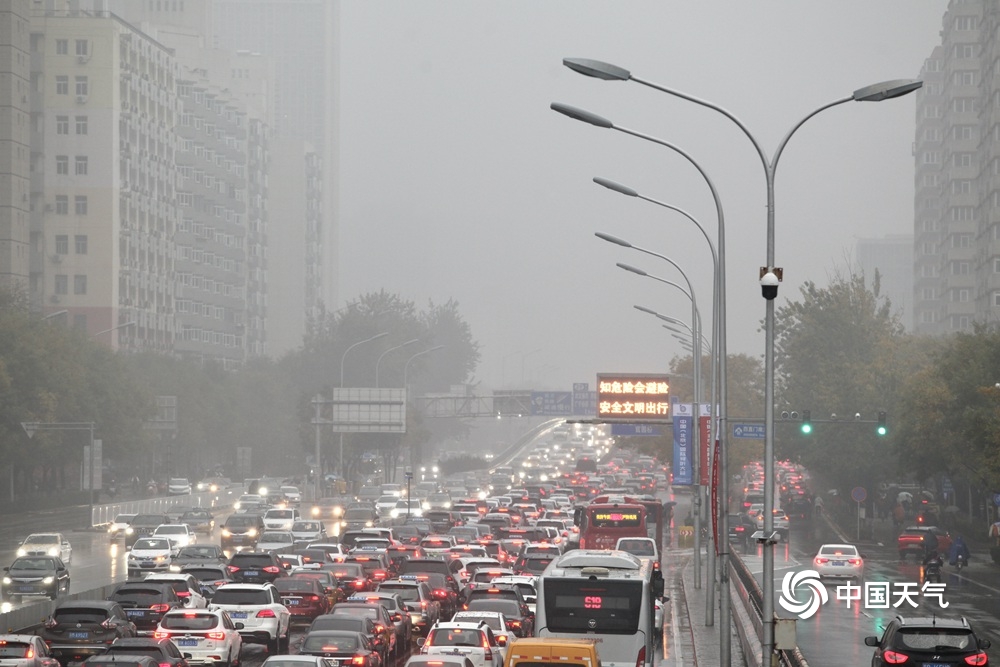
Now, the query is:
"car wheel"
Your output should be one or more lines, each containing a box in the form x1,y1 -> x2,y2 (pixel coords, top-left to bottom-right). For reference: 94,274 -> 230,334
266,637 -> 279,654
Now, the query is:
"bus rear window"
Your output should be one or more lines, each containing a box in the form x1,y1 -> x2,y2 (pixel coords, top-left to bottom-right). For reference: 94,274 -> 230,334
589,510 -> 643,528
543,579 -> 642,633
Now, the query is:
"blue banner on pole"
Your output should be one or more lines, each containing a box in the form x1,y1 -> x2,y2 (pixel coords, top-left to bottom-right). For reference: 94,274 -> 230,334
672,400 -> 693,486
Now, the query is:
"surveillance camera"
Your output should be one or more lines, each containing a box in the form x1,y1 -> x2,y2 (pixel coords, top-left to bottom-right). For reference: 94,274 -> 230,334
830,413 -> 837,420
760,271 -> 780,300
854,412 -> 861,421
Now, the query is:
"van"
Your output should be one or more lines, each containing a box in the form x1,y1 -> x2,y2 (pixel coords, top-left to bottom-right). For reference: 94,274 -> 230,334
504,638 -> 601,667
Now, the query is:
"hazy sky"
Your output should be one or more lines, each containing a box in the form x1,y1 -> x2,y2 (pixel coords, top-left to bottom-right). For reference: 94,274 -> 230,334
338,2 -> 947,393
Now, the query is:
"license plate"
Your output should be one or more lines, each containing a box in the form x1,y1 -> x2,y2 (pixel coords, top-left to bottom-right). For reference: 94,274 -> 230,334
231,612 -> 247,619
178,639 -> 198,647
283,598 -> 300,606
243,571 -> 259,578
126,610 -> 145,617
68,631 -> 89,640
923,663 -> 949,667
18,586 -> 35,592
832,561 -> 845,566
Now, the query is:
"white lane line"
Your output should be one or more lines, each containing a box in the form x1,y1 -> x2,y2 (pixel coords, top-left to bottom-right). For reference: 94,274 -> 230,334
671,590 -> 684,667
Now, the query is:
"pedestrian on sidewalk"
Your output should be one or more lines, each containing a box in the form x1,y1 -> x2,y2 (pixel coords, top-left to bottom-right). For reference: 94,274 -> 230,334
892,503 -> 905,530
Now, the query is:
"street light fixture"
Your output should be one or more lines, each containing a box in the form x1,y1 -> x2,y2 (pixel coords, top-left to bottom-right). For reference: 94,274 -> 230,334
375,338 -> 421,388
93,321 -> 136,338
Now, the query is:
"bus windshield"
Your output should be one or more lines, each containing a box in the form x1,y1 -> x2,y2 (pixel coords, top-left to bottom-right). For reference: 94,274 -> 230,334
542,578 -> 643,634
580,503 -> 647,550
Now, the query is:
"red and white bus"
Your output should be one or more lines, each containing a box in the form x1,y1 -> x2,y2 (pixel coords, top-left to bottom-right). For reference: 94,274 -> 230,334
578,501 -> 648,551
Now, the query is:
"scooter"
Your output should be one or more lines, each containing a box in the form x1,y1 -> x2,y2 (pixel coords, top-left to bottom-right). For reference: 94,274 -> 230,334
955,553 -> 967,570
923,555 -> 943,583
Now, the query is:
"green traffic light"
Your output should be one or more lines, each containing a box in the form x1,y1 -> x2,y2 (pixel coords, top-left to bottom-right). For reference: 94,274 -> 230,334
801,423 -> 812,434
877,425 -> 887,436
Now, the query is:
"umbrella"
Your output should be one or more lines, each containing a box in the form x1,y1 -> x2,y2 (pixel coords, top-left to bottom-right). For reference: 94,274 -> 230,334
897,491 -> 913,503
943,505 -> 961,514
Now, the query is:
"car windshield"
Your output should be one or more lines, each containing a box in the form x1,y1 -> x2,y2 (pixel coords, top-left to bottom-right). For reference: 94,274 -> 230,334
466,599 -> 519,616
301,633 -> 360,653
377,585 -> 419,601
53,607 -> 110,624
160,612 -> 220,630
0,643 -> 32,658
818,546 -> 858,557
212,588 -> 269,605
178,546 -> 219,558
897,629 -> 973,651
156,526 -> 185,534
293,522 -> 321,531
344,509 -> 372,520
427,628 -> 483,647
618,539 -> 656,556
23,535 -> 58,544
133,539 -> 171,550
183,567 -> 226,581
267,510 -> 294,519
12,558 -> 56,570
111,587 -> 166,603
453,614 -> 501,630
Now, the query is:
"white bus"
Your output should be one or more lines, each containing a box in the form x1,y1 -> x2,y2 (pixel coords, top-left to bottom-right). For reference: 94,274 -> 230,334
534,550 -> 664,667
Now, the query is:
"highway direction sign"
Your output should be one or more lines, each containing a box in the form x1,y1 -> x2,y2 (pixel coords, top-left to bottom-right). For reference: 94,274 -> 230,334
531,391 -> 572,416
732,423 -> 766,439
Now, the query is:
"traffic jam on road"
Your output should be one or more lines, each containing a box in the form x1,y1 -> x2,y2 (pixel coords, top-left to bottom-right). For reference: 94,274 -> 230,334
0,423 -> 681,667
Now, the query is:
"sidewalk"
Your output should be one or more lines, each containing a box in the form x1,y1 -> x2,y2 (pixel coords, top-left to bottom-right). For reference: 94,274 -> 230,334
666,545 -> 744,667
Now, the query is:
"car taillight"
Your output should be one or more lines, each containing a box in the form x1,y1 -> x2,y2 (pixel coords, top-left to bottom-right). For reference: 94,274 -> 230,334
263,566 -> 281,574
154,631 -> 170,640
256,609 -> 276,618
373,571 -> 387,580
735,526 -> 745,533
354,579 -> 366,588
207,631 -> 226,640
635,645 -> 646,667
160,662 -> 171,667
432,589 -> 447,598
24,648 -> 34,659
101,618 -> 115,629
351,657 -> 366,666
508,620 -> 521,629
965,654 -> 988,667
150,604 -> 171,613
814,558 -> 829,565
420,600 -> 428,609
226,565 -> 240,573
882,650 -> 908,664
848,559 -> 861,566
482,634 -> 492,660
176,591 -> 190,597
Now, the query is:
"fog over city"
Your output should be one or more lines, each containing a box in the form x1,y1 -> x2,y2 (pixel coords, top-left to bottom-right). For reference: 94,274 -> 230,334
338,2 -> 947,393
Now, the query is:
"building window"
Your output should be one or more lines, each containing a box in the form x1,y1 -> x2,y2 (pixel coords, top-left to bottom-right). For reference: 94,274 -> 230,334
925,58 -> 941,73
951,207 -> 975,221
922,151 -> 940,164
956,289 -> 970,302
955,16 -> 976,31
56,155 -> 69,175
951,180 -> 973,194
75,235 -> 87,254
953,71 -> 976,86
75,39 -> 88,56
921,288 -> 936,300
74,156 -> 88,175
74,196 -> 87,215
923,105 -> 941,119
954,153 -> 974,167
55,235 -> 69,254
74,76 -> 88,96
953,98 -> 977,114
55,75 -> 68,95
75,116 -> 87,135
951,261 -> 971,276
55,116 -> 69,135
954,126 -> 975,141
73,275 -> 87,295
54,275 -> 68,295
55,195 -> 68,215
56,39 -> 68,55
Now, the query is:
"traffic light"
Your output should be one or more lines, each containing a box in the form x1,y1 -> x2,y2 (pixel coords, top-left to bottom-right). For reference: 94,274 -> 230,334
876,411 -> 887,436
800,410 -> 812,435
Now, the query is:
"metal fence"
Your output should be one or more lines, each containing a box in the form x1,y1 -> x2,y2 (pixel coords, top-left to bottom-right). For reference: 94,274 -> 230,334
89,488 -> 238,528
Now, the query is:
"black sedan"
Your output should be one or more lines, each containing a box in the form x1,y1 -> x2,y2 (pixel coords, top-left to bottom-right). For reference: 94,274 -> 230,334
2,556 -> 70,602
299,630 -> 382,667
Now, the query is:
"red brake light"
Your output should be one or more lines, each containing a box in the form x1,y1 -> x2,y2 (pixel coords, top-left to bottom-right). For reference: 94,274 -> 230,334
351,658 -> 366,666
226,565 -> 239,573
883,650 -> 909,664
256,609 -> 276,618
24,649 -> 34,659
635,645 -> 646,667
207,631 -> 226,640
848,559 -> 861,566
965,654 -> 988,667
150,604 -> 171,613
153,631 -> 170,640
160,662 -> 171,667
814,558 -> 829,565
176,591 -> 191,597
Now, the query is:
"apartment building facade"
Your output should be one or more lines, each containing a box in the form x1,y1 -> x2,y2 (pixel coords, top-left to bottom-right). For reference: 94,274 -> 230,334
913,0 -> 1000,334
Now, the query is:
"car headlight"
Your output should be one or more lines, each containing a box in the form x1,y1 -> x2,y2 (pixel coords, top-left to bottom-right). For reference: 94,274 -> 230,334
365,521 -> 373,527
247,529 -> 257,537
155,556 -> 166,562
258,487 -> 268,496
2,577 -> 11,585
42,577 -> 54,584
312,507 -> 320,517
210,484 -> 218,493
125,527 -> 134,535
333,507 -> 343,517
234,502 -> 242,510
221,529 -> 231,537
422,503 -> 430,511
47,547 -> 59,557
390,509 -> 400,518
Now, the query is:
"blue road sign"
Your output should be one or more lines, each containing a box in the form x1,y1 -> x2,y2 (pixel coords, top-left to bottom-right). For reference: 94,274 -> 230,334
572,390 -> 597,416
531,391 -> 572,416
610,424 -> 662,437
732,423 -> 766,439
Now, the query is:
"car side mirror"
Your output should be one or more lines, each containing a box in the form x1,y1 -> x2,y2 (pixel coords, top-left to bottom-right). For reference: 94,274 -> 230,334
864,636 -> 879,647
980,639 -> 991,650
183,654 -> 192,660
417,638 -> 425,647
234,622 -> 244,630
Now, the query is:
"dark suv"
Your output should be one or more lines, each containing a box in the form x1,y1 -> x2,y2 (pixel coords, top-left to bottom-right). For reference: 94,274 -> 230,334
221,514 -> 266,551
865,615 -> 991,667
464,584 -> 533,636
37,600 -> 138,664
102,638 -> 189,667
226,551 -> 286,584
107,582 -> 184,636
125,515 -> 172,549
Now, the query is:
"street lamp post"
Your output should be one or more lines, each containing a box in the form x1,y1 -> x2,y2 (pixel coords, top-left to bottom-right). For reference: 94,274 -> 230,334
596,232 -> 706,587
334,332 -> 389,494
559,58 -> 919,664
552,100 -> 728,624
21,421 -> 96,525
403,346 -> 445,472
375,339 -> 421,388
93,321 -> 136,339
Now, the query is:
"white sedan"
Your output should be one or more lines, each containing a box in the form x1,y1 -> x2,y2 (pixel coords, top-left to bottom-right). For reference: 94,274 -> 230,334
17,534 -> 72,565
813,543 -> 864,582
155,608 -> 243,667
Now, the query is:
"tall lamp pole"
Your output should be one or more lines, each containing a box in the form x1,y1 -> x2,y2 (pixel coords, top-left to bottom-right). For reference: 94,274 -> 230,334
559,57 -> 919,664
376,339 -> 420,388
335,331 -> 389,488
403,345 -> 445,471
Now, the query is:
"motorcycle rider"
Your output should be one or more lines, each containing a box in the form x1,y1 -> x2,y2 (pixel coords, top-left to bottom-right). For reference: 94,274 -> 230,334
948,535 -> 971,566
921,530 -> 940,565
